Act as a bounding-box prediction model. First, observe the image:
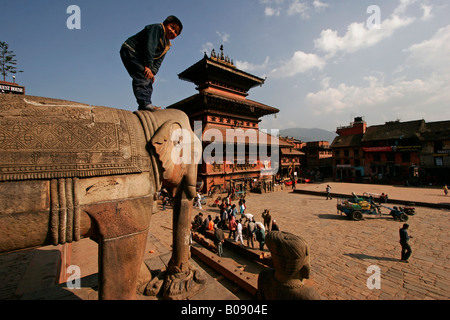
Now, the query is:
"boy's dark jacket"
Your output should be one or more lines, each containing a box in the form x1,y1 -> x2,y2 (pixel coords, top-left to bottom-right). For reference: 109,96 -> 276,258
124,23 -> 171,75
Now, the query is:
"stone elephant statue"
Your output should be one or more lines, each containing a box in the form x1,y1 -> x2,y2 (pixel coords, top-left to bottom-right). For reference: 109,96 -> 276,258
257,231 -> 321,300
0,95 -> 205,300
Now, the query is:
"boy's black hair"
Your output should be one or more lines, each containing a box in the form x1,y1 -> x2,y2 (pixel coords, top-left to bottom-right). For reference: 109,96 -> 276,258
163,15 -> 183,34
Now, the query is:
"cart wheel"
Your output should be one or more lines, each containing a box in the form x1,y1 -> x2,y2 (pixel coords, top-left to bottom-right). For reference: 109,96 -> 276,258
399,213 -> 409,222
351,211 -> 363,221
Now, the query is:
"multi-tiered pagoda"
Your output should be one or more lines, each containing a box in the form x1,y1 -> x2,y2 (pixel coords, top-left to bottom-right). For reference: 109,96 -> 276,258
168,46 -> 287,194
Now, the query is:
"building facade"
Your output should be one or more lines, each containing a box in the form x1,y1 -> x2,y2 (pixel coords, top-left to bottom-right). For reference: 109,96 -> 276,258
417,121 -> 450,185
302,141 -> 333,180
361,120 -> 423,184
168,47 -> 286,194
331,116 -> 366,182
278,136 -> 304,180
331,117 -> 450,185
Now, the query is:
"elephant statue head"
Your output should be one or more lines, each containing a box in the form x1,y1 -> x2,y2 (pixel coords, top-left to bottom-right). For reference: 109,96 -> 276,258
150,117 -> 200,200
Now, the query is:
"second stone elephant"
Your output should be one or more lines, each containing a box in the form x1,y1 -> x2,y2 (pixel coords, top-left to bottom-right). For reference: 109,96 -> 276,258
0,95 -> 205,300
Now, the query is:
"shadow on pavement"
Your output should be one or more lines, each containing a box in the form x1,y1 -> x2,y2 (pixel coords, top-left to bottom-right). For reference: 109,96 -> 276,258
344,253 -> 399,262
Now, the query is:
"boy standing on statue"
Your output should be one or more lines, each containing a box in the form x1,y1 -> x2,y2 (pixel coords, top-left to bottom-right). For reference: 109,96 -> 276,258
120,16 -> 183,111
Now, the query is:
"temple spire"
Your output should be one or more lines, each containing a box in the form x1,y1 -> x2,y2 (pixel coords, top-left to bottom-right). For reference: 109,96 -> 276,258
209,45 -> 235,68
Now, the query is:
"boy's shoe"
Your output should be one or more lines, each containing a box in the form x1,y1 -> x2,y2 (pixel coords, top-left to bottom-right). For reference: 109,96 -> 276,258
139,104 -> 162,111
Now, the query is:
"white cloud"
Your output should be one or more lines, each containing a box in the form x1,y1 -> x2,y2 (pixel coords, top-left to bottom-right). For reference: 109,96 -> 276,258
200,42 -> 214,55
313,0 -> 328,11
320,77 -> 331,89
312,0 -> 440,58
405,25 -> 450,72
306,25 -> 450,117
314,15 -> 414,57
216,31 -> 230,44
261,0 -> 284,16
271,51 -> 326,77
421,4 -> 433,21
305,74 -> 441,115
265,7 -> 281,16
288,0 -> 310,19
236,56 -> 270,72
394,0 -> 418,15
262,0 -> 329,18
200,31 -> 231,55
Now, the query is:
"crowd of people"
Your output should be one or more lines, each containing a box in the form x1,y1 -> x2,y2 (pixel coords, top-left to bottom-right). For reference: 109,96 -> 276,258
191,193 -> 280,256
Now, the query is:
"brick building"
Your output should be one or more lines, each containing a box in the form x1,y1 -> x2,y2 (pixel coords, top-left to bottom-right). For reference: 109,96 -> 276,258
168,47 -> 287,194
362,120 -> 423,184
302,141 -> 333,179
331,117 -> 450,185
278,136 -> 304,180
418,120 -> 450,185
331,117 -> 366,182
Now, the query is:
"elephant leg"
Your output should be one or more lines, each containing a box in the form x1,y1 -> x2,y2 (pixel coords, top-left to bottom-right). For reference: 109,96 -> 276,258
162,187 -> 206,300
84,198 -> 152,300
98,230 -> 148,300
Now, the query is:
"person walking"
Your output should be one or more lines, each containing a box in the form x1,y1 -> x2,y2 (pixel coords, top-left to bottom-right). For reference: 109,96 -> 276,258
228,215 -> 237,240
240,202 -> 246,216
399,224 -> 413,262
246,218 -> 256,249
162,196 -> 169,210
235,219 -> 244,245
255,224 -> 266,251
230,204 -> 238,219
326,185 -> 332,200
195,192 -> 203,209
262,209 -> 272,231
444,185 -> 448,196
220,208 -> 228,229
214,225 -> 225,257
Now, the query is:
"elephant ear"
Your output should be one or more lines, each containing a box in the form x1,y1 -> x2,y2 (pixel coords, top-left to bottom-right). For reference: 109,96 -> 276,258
151,120 -> 197,198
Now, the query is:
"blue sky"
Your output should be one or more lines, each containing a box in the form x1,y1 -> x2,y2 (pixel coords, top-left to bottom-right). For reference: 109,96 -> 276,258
1,0 -> 449,132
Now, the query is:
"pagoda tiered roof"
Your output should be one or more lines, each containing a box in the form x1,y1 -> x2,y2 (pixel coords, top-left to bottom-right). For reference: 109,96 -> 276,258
177,45 -> 266,96
168,46 -> 279,119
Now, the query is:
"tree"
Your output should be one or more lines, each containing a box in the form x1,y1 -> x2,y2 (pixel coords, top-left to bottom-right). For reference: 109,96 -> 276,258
0,41 -> 23,82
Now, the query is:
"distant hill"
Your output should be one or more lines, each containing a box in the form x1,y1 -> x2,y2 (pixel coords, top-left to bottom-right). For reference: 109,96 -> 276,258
279,128 -> 337,143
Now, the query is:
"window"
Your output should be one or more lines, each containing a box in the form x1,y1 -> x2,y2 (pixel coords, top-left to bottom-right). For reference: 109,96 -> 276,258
435,157 -> 443,166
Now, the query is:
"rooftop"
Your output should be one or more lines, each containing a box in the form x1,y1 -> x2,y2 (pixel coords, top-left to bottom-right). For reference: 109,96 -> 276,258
177,46 -> 266,95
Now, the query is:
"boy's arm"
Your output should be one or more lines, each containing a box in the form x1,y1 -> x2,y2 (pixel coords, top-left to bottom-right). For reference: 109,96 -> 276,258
143,24 -> 163,74
152,54 -> 166,76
